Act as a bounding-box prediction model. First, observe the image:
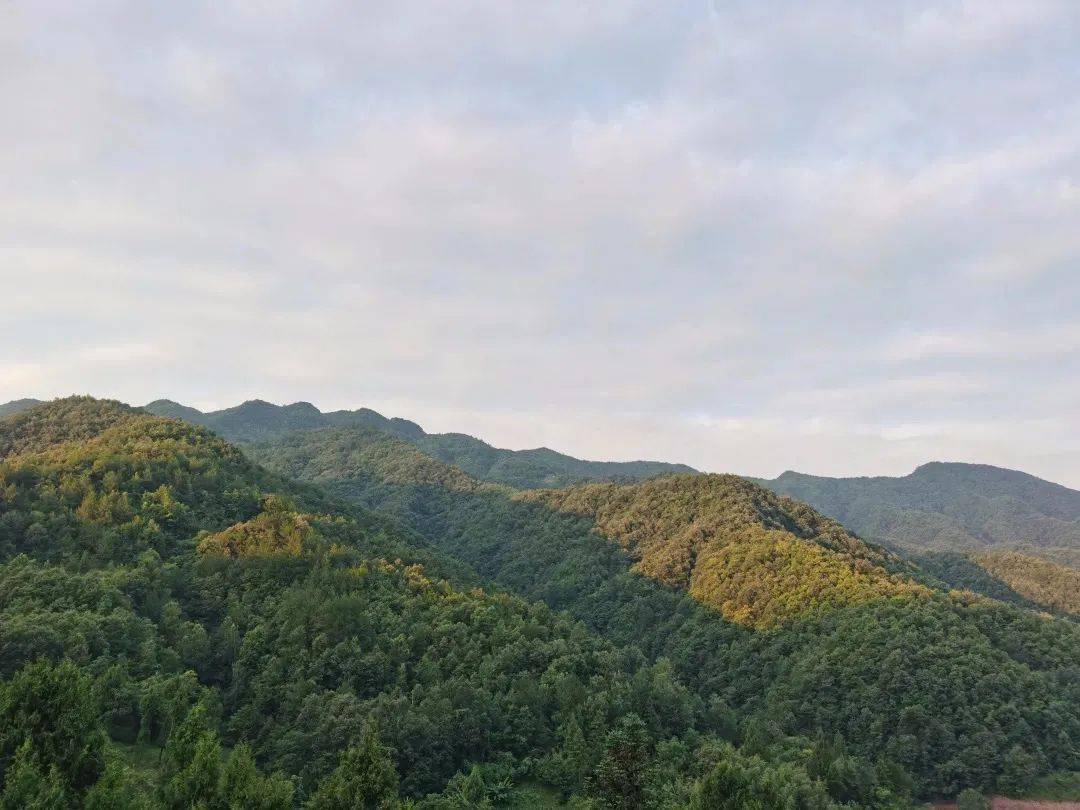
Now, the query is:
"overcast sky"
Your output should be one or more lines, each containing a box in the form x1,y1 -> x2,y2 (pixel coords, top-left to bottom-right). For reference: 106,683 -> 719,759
2,1 -> 1079,486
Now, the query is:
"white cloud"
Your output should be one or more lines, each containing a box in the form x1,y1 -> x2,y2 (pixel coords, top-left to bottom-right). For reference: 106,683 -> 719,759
1,1 -> 1078,487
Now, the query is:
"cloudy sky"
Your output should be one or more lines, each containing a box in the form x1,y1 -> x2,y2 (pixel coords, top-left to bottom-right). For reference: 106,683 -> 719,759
2,1 -> 1079,486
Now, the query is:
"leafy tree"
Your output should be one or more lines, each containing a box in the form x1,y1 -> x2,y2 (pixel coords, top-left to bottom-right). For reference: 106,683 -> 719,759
690,748 -> 832,810
589,714 -> 651,809
0,742 -> 68,809
218,744 -> 294,809
307,724 -> 400,809
0,659 -> 105,796
84,761 -> 155,810
997,745 -> 1039,796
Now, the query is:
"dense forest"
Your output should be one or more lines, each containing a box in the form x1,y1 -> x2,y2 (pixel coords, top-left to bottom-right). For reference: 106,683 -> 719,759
911,551 -> 1080,618
3,398 -> 1079,807
140,399 -> 696,489
246,425 -> 1080,802
0,398 -> 917,808
755,464 -> 1080,563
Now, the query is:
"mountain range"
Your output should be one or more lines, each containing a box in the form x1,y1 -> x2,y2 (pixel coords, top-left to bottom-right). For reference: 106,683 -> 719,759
1,396 -> 1079,805
754,464 -> 1080,560
140,398 -> 697,489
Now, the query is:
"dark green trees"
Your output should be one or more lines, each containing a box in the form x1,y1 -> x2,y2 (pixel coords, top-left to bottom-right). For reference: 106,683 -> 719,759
306,724 -> 399,810
161,705 -> 293,809
590,715 -> 651,808
0,659 -> 105,800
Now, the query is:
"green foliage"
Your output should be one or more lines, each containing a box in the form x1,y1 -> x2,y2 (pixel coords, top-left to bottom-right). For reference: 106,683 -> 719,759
589,715 -> 651,809
159,704 -> 294,809
306,724 -> 400,809
84,761 -> 157,810
0,659 -> 105,796
972,551 -> 1080,616
4,397 -> 1079,806
757,462 -> 1080,559
523,474 -> 927,627
247,424 -> 1080,799
0,742 -> 69,809
915,550 -> 1080,618
142,398 -> 695,488
0,398 -> 766,806
956,788 -> 989,810
998,744 -> 1040,796
690,746 -> 832,810
1026,770 -> 1080,800
0,398 -> 41,420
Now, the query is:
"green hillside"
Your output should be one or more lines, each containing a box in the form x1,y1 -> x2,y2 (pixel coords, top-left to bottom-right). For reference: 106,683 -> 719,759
0,397 -> 42,419
755,463 -> 1080,561
141,398 -> 696,488
1,398 -> 800,807
247,425 -> 1080,800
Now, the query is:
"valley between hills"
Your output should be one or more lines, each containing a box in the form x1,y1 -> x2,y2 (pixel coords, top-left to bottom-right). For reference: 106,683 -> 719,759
1,396 -> 1078,808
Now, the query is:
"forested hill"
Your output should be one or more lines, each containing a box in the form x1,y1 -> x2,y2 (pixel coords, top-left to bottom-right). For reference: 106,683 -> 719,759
2,395 -> 853,807
5,398 -> 1080,804
247,425 -> 1080,800
753,462 -> 1080,562
141,398 -> 696,488
0,398 -> 41,418
912,550 -> 1080,618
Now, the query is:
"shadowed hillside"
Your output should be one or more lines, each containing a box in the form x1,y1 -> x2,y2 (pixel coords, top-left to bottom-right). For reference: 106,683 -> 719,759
2,397 -> 790,806
142,398 -> 696,488
246,424 -> 1080,799
0,398 -> 41,419
754,463 -> 1080,562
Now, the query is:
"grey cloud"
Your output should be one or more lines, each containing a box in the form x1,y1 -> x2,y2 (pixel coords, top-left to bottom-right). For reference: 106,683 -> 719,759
1,0 -> 1078,486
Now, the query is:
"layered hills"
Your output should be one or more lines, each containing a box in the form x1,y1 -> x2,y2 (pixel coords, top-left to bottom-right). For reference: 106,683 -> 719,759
243,423 -> 1080,799
755,463 -> 1080,561
4,397 -> 1080,804
142,398 -> 696,489
0,397 -> 765,807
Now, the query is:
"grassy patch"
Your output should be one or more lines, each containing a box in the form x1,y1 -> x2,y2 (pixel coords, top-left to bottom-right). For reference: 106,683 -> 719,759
1029,771 -> 1080,800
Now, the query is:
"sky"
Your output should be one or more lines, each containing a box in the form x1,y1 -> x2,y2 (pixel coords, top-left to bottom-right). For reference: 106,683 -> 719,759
2,1 -> 1079,487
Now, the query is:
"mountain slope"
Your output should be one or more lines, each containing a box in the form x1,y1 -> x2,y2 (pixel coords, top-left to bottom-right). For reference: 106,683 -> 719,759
250,428 -> 926,629
0,398 -> 758,806
247,425 -> 1080,798
142,398 -> 696,488
522,474 -> 929,628
969,551 -> 1080,616
0,398 -> 42,419
755,462 -> 1080,560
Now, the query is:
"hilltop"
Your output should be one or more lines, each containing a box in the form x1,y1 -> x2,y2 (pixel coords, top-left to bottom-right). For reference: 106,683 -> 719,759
754,462 -> 1080,561
246,423 -> 1080,798
0,397 -> 42,418
143,398 -> 696,488
0,397 -> 759,806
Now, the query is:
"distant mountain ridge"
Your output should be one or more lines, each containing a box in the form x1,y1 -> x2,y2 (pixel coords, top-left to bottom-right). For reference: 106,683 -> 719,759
142,398 -> 696,489
0,398 -> 42,418
244,420 -> 1080,797
4,396 -> 1080,800
754,462 -> 1080,562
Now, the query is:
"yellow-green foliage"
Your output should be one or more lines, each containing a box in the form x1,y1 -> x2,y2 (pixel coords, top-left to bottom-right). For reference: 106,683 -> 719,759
0,396 -> 143,457
973,551 -> 1080,616
197,504 -> 319,558
523,474 -> 928,627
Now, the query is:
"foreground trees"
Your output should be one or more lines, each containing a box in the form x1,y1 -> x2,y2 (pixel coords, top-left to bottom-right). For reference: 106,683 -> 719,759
1,398 -> 1078,806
